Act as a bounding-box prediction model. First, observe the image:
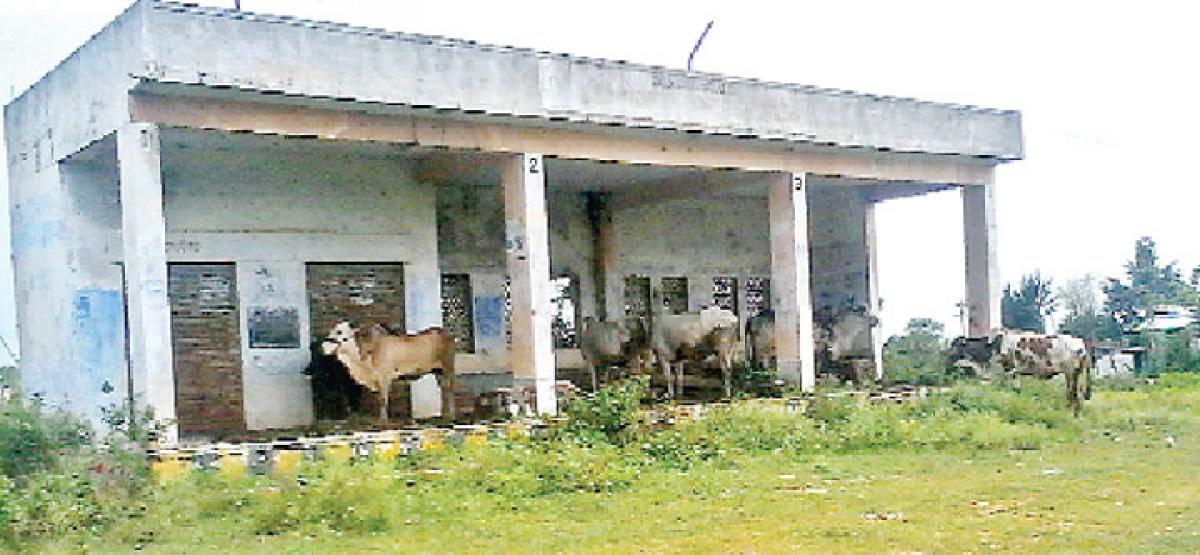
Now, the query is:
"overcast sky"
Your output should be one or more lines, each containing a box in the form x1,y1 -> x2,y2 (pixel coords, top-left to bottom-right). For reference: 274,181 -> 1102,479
2,1 -> 1199,362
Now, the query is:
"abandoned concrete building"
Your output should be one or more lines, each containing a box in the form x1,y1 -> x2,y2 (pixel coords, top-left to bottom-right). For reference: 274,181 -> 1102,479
4,1 -> 1022,442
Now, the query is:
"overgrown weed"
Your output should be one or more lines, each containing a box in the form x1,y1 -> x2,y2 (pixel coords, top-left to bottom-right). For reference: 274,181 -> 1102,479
9,374 -> 1200,551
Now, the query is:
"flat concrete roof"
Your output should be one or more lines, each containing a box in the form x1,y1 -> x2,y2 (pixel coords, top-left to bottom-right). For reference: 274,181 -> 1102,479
7,0 -> 1023,163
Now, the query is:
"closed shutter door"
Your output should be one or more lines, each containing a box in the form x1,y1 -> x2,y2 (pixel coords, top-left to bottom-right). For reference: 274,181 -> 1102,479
168,263 -> 245,438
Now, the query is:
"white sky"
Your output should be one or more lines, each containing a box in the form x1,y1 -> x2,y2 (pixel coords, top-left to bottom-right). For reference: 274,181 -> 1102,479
2,0 -> 1199,361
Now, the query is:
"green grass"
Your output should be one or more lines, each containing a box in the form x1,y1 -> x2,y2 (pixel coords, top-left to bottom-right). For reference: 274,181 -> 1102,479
17,374 -> 1200,553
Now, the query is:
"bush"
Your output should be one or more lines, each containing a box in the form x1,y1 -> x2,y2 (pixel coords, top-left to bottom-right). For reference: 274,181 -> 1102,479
0,395 -> 151,546
0,396 -> 89,480
562,376 -> 647,444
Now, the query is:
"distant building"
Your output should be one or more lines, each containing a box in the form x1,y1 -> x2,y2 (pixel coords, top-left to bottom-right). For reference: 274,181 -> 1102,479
1132,305 -> 1197,333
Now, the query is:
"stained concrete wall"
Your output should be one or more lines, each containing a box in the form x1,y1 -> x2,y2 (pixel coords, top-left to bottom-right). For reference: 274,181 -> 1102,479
8,146 -> 130,430
4,3 -> 144,168
135,1 -> 1021,158
160,133 -> 440,429
808,185 -> 870,311
3,1 -> 147,429
604,194 -> 773,322
436,179 -> 595,373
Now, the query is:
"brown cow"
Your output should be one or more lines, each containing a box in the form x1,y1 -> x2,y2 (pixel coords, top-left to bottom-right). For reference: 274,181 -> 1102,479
320,321 -> 457,422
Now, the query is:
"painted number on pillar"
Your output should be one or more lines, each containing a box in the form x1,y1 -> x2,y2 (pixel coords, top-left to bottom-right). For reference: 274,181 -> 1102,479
527,156 -> 541,175
792,175 -> 805,192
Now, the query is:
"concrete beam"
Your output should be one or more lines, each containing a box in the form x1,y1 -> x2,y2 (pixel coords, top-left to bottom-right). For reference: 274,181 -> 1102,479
135,2 -> 1023,159
962,179 -> 1001,336
503,153 -> 557,415
768,172 -> 816,390
129,92 -> 998,186
117,122 -> 177,443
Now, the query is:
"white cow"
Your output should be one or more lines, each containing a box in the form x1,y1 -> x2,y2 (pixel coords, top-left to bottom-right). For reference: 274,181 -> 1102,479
650,304 -> 739,398
578,317 -> 652,390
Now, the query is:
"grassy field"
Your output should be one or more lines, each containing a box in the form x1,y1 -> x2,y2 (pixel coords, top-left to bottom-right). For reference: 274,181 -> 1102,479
15,375 -> 1200,553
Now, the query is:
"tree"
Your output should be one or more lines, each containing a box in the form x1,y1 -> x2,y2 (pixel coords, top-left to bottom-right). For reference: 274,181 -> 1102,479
1002,272 -> 1056,333
1058,275 -> 1122,342
1102,237 -> 1198,329
883,318 -> 947,385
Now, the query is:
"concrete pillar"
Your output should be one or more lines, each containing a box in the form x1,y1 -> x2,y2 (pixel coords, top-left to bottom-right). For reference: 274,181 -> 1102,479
586,192 -> 613,320
503,153 -> 557,415
117,123 -> 177,443
863,199 -> 885,380
768,172 -> 816,391
962,180 -> 1001,336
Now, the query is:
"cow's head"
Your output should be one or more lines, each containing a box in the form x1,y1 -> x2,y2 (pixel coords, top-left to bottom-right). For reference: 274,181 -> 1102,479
320,321 -> 358,355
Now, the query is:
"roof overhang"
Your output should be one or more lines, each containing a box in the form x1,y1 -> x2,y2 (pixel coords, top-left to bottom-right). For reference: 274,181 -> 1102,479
133,0 -> 1023,160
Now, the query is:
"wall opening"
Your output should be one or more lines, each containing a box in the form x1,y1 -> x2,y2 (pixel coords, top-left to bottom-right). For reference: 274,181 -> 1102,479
712,276 -> 739,315
440,273 -> 475,353
550,274 -> 579,348
623,275 -> 651,329
744,277 -> 771,318
306,263 -> 406,335
660,276 -> 689,314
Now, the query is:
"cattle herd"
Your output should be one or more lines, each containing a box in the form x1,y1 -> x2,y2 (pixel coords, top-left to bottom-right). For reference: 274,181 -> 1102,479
316,292 -> 1096,423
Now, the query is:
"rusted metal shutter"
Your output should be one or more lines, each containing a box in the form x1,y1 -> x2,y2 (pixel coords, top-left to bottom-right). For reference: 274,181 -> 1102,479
168,263 -> 245,438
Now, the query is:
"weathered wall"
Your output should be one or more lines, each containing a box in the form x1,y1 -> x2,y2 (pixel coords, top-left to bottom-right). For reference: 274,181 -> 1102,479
436,180 -> 594,373
62,155 -> 128,431
137,1 -> 1021,158
3,1 -> 146,429
808,185 -> 870,311
6,142 -> 128,430
604,194 -> 773,322
4,3 -> 144,166
160,133 -> 440,429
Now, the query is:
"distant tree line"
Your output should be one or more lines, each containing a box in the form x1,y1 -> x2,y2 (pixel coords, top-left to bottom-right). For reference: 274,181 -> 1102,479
1000,236 -> 1200,372
885,236 -> 1200,380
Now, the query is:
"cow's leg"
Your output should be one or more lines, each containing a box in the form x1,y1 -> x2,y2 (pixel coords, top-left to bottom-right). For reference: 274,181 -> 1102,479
722,360 -> 733,399
1083,363 -> 1093,400
675,361 -> 686,399
659,352 -> 674,398
379,384 -> 390,423
1065,366 -> 1080,416
589,363 -> 599,392
440,371 -> 457,421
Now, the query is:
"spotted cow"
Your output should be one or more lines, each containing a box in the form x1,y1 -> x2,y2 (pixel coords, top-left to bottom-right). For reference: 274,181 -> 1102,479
951,331 -> 1092,415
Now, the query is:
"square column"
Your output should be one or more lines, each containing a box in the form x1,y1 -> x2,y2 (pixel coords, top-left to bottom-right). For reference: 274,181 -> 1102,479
118,123 -> 177,443
768,172 -> 816,391
863,199 -> 885,381
962,181 -> 1001,337
503,153 -> 557,415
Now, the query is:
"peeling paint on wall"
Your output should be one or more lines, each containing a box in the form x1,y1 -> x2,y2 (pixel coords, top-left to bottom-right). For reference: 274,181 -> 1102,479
71,288 -> 126,428
475,296 -> 505,338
